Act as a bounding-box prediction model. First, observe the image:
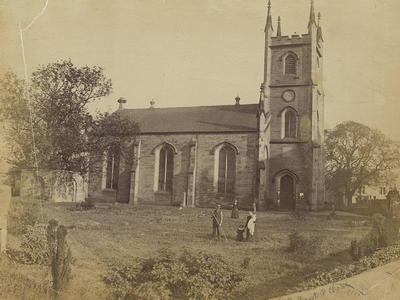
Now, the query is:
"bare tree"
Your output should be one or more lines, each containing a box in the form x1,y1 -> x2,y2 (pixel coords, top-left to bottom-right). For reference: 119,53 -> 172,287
325,121 -> 400,206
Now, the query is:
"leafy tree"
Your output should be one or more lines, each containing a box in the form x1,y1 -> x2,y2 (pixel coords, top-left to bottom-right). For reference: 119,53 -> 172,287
0,72 -> 33,170
325,121 -> 400,206
88,111 -> 140,181
0,59 -> 138,177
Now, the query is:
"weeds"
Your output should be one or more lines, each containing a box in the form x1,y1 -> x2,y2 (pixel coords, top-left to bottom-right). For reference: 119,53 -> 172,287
104,248 -> 248,300
288,231 -> 323,257
350,214 -> 400,261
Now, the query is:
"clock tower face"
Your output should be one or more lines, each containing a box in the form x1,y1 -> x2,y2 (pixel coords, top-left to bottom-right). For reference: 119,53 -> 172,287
282,89 -> 296,102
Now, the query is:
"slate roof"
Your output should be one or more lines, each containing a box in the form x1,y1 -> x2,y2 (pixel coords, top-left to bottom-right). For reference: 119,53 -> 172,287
118,104 -> 259,134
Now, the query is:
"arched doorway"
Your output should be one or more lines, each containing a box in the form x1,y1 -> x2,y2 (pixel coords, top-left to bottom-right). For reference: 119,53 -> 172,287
280,175 -> 295,210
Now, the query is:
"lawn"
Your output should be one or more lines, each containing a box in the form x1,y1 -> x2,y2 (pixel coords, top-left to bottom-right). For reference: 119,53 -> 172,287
2,199 -> 371,299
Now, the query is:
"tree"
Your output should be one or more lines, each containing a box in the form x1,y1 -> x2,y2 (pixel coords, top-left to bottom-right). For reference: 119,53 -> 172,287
325,121 -> 400,206
0,72 -> 33,170
0,59 -> 138,177
88,111 -> 140,175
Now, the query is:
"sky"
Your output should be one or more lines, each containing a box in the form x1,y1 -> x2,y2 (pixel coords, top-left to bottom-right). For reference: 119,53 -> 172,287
1,0 -> 400,139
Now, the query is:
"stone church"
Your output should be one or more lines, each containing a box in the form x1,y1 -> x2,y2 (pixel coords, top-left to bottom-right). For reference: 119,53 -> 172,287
88,0 -> 325,211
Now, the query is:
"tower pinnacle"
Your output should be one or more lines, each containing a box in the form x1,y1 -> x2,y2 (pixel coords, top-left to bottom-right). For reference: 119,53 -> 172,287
317,12 -> 323,42
308,0 -> 316,31
264,0 -> 273,32
277,16 -> 282,37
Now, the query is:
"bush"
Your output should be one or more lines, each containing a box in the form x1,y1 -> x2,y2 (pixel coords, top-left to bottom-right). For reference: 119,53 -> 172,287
290,210 -> 306,221
288,231 -> 322,257
0,256 -> 50,300
104,248 -> 247,300
7,223 -> 48,265
7,198 -> 40,235
76,199 -> 95,210
350,214 -> 400,260
303,242 -> 400,290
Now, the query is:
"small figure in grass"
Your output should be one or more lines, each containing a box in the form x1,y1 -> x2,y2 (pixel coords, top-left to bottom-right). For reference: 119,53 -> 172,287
245,211 -> 257,242
231,199 -> 239,219
211,204 -> 223,240
236,224 -> 245,241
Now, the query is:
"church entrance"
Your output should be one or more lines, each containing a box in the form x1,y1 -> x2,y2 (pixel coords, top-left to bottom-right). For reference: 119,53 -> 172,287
280,175 -> 295,210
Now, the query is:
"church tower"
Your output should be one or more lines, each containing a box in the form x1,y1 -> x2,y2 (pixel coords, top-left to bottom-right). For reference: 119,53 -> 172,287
258,0 -> 325,210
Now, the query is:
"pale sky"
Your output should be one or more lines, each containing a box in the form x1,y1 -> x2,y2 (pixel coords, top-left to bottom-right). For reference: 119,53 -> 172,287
1,0 -> 400,139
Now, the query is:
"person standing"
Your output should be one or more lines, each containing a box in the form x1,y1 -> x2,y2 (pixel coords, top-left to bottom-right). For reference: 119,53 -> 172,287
231,200 -> 239,219
246,212 -> 256,242
211,204 -> 223,239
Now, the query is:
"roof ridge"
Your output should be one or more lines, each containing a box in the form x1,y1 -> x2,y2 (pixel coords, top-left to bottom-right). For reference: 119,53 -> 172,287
122,103 -> 258,111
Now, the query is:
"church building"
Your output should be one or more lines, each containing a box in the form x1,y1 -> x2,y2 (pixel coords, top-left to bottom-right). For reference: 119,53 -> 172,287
88,0 -> 325,211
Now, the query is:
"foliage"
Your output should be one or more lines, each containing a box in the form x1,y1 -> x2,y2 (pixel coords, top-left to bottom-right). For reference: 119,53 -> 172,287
287,231 -> 322,257
350,214 -> 400,260
303,242 -> 400,290
0,255 -> 51,300
22,224 -> 49,265
290,209 -> 306,221
104,248 -> 247,300
325,121 -> 400,206
73,198 -> 95,211
6,223 -> 48,265
0,73 -> 32,170
46,219 -> 73,297
89,111 -> 140,171
0,60 -> 138,177
7,197 -> 40,236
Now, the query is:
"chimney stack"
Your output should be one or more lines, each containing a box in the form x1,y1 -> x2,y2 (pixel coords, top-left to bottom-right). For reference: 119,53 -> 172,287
150,99 -> 156,109
235,96 -> 241,106
117,97 -> 127,110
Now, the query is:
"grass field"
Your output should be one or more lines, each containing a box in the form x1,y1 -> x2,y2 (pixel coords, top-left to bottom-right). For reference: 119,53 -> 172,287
2,199 -> 371,299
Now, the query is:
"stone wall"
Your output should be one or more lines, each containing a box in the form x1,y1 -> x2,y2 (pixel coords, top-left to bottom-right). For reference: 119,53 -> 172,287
88,132 -> 258,209
20,170 -> 87,203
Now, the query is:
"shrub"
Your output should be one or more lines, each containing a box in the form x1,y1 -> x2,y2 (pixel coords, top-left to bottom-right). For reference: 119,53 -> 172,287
7,223 -> 49,265
290,210 -> 306,221
0,256 -> 50,300
303,242 -> 400,290
78,199 -> 95,210
288,231 -> 322,257
7,198 -> 40,235
350,214 -> 400,260
104,248 -> 247,300
21,224 -> 49,265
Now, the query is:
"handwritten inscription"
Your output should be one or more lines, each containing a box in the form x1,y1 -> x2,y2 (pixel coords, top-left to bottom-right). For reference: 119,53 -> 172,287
283,282 -> 365,300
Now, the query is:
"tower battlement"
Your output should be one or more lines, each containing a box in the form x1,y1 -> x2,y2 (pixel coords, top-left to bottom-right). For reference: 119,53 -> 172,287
271,34 -> 311,46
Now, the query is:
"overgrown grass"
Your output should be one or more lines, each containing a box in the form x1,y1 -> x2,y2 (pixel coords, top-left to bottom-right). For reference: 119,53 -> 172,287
4,197 -> 373,299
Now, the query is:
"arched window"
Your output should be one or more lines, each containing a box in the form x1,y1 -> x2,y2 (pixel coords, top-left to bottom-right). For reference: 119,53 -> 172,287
285,54 -> 297,75
284,110 -> 296,138
106,148 -> 120,189
158,145 -> 174,192
217,145 -> 236,193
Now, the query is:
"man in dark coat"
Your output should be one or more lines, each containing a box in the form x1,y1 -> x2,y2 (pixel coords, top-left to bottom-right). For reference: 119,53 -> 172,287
211,204 -> 223,239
